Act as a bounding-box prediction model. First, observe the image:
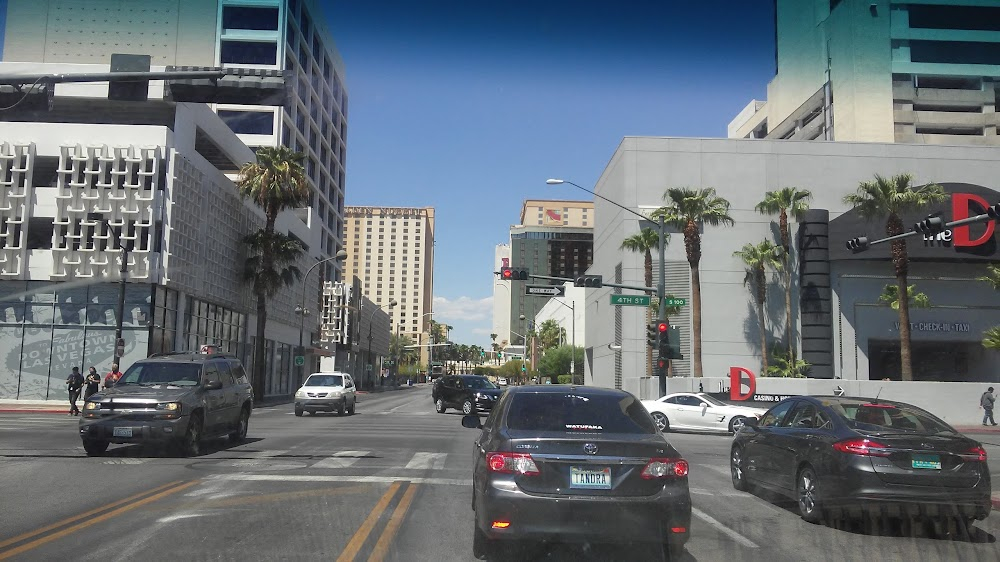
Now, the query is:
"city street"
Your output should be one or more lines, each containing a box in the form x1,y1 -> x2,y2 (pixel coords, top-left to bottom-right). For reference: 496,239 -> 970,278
1,386 -> 999,561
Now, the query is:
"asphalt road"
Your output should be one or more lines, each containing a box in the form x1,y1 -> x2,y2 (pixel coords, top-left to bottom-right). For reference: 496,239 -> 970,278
1,385 -> 999,561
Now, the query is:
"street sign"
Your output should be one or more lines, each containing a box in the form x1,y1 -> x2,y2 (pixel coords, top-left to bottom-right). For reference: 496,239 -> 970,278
115,338 -> 125,358
525,285 -> 565,297
664,298 -> 687,306
610,295 -> 650,306
294,355 -> 305,366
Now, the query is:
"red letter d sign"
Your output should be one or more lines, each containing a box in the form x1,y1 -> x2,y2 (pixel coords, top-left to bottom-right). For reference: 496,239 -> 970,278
730,367 -> 756,401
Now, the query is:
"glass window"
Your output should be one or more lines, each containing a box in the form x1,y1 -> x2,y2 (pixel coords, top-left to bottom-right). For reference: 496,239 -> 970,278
759,400 -> 796,428
830,400 -> 954,434
222,6 -> 279,30
220,40 -> 278,65
506,392 -> 657,434
218,110 -> 274,135
784,403 -> 817,428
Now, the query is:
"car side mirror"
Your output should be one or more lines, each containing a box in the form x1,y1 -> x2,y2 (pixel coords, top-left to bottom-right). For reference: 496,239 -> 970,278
461,414 -> 482,429
744,417 -> 759,428
205,380 -> 223,390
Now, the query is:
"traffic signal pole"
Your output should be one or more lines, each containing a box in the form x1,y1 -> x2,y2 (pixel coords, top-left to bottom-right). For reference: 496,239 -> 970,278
656,215 -> 668,396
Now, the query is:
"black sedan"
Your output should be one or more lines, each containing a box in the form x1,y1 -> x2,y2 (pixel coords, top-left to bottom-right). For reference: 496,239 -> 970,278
462,385 -> 691,559
731,395 -> 991,528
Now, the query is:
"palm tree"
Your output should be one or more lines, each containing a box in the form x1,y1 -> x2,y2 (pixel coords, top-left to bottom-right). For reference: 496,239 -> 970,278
733,240 -> 783,374
755,187 -> 812,362
653,187 -> 735,377
878,284 -> 930,311
242,231 -> 303,399
977,264 -> 1000,290
983,327 -> 1000,350
843,173 -> 945,380
620,228 -> 667,294
236,147 -> 311,397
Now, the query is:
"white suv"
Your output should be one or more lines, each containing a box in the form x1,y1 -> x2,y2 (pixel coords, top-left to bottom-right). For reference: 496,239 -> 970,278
294,372 -> 357,416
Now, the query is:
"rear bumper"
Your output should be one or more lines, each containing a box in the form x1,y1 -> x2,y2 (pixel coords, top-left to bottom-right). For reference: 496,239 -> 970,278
79,415 -> 190,445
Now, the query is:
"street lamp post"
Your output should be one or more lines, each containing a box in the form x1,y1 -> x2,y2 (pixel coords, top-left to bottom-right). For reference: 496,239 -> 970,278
87,214 -> 130,363
366,299 -> 398,390
547,178 -> 669,396
551,297 -> 577,384
294,249 -> 348,388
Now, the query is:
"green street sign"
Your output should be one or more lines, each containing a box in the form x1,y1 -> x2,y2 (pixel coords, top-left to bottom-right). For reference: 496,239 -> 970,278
294,355 -> 305,366
610,294 -> 651,306
664,298 -> 687,306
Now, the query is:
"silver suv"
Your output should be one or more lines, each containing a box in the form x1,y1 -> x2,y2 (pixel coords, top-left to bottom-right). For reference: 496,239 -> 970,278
79,351 -> 253,457
294,372 -> 357,416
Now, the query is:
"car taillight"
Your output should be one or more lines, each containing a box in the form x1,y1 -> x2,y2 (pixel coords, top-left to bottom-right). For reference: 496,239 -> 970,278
959,446 -> 987,462
641,458 -> 689,479
832,438 -> 890,457
486,452 -> 540,476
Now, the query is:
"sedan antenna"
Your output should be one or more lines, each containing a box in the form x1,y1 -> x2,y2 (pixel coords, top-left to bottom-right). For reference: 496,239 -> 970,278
873,387 -> 883,404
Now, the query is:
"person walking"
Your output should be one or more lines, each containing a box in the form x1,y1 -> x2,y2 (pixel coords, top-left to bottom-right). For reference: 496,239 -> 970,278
981,387 -> 997,426
104,363 -> 122,389
84,367 -> 101,400
66,367 -> 84,416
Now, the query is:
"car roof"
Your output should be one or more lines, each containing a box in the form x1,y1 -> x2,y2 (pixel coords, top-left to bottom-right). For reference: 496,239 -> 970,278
307,372 -> 349,376
503,385 -> 633,398
457,374 -> 488,379
803,395 -> 918,408
141,352 -> 239,363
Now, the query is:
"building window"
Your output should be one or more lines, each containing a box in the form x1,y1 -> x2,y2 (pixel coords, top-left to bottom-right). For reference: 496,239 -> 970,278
218,110 -> 275,135
220,40 -> 278,65
222,6 -> 279,31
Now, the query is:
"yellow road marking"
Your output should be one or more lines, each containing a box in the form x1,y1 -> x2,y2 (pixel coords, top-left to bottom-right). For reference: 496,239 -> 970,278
0,480 -> 198,560
336,482 -> 402,562
367,484 -> 418,562
0,480 -> 183,550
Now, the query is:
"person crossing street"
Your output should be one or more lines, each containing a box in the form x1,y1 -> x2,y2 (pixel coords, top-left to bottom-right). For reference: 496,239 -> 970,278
65,367 -> 84,416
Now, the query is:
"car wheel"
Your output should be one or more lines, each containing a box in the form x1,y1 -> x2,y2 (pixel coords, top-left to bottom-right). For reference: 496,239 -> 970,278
83,439 -> 108,457
229,406 -> 250,442
731,445 -> 749,491
663,541 -> 686,559
338,400 -> 346,416
472,524 -> 490,560
729,416 -> 748,433
347,398 -> 356,415
435,398 -> 447,413
462,399 -> 475,415
294,405 -> 303,417
652,412 -> 670,432
179,413 -> 203,457
796,465 -> 823,523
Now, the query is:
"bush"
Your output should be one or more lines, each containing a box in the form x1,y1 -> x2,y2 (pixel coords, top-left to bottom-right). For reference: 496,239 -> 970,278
556,375 -> 572,384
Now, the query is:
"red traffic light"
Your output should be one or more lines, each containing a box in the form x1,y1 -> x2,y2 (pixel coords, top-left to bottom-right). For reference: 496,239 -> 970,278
657,322 -> 668,333
501,268 -> 513,280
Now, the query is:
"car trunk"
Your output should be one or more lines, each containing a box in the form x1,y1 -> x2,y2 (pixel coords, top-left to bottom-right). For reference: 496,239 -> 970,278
859,431 -> 984,489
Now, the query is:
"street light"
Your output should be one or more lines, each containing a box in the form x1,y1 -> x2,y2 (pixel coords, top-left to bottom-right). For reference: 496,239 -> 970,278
86,213 -> 130,363
294,249 -> 348,387
366,299 -> 398,389
550,296 -> 578,384
548,178 -> 671,395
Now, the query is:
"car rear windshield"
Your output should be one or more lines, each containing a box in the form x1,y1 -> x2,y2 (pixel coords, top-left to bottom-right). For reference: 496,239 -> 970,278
505,392 -> 657,434
828,400 -> 955,434
305,374 -> 344,387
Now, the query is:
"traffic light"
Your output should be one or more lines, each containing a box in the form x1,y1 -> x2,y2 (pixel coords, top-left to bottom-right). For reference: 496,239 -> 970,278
914,216 -> 945,235
646,323 -> 659,348
846,237 -> 869,253
500,267 -> 529,281
664,325 -> 683,360
574,275 -> 603,288
521,364 -> 526,373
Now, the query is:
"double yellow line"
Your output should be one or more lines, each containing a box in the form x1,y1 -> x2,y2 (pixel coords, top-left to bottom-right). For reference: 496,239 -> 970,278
337,482 -> 419,562
0,480 -> 197,560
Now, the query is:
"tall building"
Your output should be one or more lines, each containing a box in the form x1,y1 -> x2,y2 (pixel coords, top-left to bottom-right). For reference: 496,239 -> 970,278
729,0 -> 1000,145
342,206 -> 435,362
491,244 -> 512,351
506,200 -> 594,348
0,0 -> 348,400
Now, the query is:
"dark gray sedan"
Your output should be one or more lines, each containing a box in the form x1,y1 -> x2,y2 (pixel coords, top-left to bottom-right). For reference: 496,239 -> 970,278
462,385 -> 691,559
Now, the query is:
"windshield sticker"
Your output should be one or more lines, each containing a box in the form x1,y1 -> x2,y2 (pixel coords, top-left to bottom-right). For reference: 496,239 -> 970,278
566,424 -> 603,431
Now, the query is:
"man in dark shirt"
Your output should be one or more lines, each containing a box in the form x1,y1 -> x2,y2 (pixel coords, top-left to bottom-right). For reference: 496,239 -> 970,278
84,367 -> 101,400
66,367 -> 84,416
982,387 -> 997,426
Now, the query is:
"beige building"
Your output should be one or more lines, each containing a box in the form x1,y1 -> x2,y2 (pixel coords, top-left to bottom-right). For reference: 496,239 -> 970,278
343,206 -> 435,362
519,200 -> 595,228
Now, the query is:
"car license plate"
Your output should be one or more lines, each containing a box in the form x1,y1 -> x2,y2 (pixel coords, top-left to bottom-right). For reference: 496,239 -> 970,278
570,466 -> 612,489
911,453 -> 941,470
113,427 -> 133,438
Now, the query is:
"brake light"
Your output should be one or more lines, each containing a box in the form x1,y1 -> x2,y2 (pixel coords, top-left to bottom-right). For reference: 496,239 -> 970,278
959,446 -> 987,462
492,521 -> 511,529
833,438 -> 890,457
486,452 -> 540,476
641,458 -> 689,479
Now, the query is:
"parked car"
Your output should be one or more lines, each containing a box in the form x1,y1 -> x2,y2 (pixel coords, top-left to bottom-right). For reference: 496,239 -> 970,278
79,351 -> 253,457
462,385 -> 691,559
641,392 -> 766,433
497,377 -> 508,387
731,395 -> 992,528
432,374 -> 502,414
294,372 -> 357,416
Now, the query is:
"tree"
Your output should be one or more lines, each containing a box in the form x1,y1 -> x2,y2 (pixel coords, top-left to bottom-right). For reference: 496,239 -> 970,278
390,333 -> 416,365
843,173 -> 945,380
537,345 -> 584,381
537,319 -> 564,351
755,187 -> 812,363
620,228 -> 667,294
733,240 -> 783,375
766,344 -> 810,378
983,327 -> 1000,350
653,188 -> 734,377
976,265 -> 1000,350
242,231 -> 303,399
878,284 -> 930,311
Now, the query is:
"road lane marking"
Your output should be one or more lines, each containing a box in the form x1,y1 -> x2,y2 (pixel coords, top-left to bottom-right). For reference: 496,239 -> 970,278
0,480 -> 198,560
368,484 -> 418,562
336,482 -> 402,562
313,450 -> 370,469
0,480 -> 183,550
207,474 -> 472,486
691,507 -> 759,549
404,452 -> 447,470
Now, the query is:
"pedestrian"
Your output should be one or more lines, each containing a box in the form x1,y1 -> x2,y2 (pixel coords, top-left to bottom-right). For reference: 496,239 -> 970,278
104,363 -> 122,389
66,367 -> 84,416
84,366 -> 101,400
981,387 -> 997,427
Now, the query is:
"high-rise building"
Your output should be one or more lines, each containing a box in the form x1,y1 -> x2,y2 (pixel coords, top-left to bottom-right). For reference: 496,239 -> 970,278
729,0 -> 1000,145
342,206 -> 435,362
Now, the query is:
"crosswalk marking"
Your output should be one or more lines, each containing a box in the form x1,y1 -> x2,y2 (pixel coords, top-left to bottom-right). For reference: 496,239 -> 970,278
404,452 -> 447,470
312,450 -> 370,469
103,458 -> 150,465
208,473 -> 471,486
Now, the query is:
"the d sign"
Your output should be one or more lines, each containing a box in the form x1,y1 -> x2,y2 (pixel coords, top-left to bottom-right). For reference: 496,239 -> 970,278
730,367 -> 756,401
952,193 -> 995,247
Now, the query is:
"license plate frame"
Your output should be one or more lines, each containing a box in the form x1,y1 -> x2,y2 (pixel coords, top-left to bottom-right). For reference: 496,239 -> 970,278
911,453 -> 941,470
113,427 -> 133,438
570,466 -> 612,490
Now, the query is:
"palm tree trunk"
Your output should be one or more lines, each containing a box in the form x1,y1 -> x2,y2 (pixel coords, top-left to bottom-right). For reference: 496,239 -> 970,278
253,290 -> 268,400
758,297 -> 768,375
692,264 -> 703,378
644,249 -> 653,295
785,263 -> 794,362
897,272 -> 913,381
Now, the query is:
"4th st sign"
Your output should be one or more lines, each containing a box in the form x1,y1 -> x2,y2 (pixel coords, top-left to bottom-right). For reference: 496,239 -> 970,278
525,285 -> 565,297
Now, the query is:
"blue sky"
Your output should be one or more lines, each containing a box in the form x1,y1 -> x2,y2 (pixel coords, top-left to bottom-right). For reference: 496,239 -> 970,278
322,0 -> 776,348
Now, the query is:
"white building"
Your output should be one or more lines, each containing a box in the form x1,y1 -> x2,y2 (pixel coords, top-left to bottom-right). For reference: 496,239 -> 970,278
492,244 -> 512,351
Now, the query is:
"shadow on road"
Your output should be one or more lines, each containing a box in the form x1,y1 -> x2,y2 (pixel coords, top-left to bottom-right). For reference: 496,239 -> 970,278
485,540 -> 692,561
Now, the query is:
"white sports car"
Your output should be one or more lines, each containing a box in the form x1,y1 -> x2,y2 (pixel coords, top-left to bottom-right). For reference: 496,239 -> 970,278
641,392 -> 767,434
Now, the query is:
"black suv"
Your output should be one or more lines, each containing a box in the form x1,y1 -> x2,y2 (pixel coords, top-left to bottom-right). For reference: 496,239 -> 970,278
78,351 -> 254,457
432,374 -> 503,415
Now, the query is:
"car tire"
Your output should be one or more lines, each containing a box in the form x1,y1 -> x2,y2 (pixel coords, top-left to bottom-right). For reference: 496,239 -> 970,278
179,413 -> 203,457
347,398 -> 356,415
294,405 -> 303,417
229,406 -> 250,442
83,439 -> 109,457
435,398 -> 447,413
652,412 -> 670,432
796,465 -> 823,524
472,524 -> 489,560
731,445 -> 749,492
462,399 -> 475,415
338,400 -> 345,416
729,416 -> 748,433
663,541 -> 686,560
